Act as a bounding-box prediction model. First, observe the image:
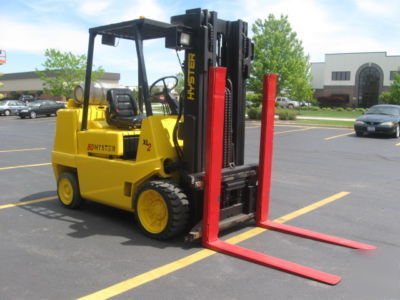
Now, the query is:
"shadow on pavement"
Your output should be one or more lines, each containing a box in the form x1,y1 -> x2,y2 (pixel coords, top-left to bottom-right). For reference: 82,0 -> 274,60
17,191 -> 201,250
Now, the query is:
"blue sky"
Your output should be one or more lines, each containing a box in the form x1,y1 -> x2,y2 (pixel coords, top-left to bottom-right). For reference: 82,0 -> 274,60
1,0 -> 400,86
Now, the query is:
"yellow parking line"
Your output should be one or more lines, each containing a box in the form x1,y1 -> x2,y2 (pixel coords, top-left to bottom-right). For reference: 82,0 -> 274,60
395,142 -> 400,146
324,132 -> 353,140
225,191 -> 350,245
274,127 -> 315,135
245,126 -> 261,129
77,191 -> 350,300
0,162 -> 51,171
0,196 -> 58,210
0,147 -> 46,153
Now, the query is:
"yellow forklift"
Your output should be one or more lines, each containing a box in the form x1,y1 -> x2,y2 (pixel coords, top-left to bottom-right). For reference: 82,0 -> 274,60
52,8 -> 375,284
52,8 -> 255,241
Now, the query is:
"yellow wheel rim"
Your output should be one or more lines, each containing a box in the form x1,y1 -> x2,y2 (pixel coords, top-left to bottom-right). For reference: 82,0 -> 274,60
137,189 -> 168,234
59,177 -> 74,205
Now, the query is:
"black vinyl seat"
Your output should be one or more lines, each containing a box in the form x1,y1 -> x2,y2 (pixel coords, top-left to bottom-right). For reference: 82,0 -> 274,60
106,88 -> 145,129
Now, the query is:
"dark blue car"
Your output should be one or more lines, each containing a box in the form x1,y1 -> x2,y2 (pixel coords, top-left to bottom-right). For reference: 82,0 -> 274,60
354,104 -> 400,138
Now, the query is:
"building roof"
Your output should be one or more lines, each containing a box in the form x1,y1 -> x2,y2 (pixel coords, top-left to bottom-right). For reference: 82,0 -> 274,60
324,51 -> 400,57
2,71 -> 120,81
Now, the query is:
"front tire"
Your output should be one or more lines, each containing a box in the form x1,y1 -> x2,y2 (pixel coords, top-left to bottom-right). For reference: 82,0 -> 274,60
57,172 -> 84,209
134,180 -> 189,240
4,110 -> 11,116
355,131 -> 363,137
30,111 -> 37,119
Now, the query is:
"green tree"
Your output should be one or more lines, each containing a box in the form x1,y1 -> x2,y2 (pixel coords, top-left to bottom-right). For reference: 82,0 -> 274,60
36,49 -> 104,99
380,72 -> 400,104
174,72 -> 184,95
249,15 -> 313,101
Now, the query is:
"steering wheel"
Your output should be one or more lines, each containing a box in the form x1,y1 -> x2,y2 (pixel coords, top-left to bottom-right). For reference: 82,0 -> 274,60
149,76 -> 178,98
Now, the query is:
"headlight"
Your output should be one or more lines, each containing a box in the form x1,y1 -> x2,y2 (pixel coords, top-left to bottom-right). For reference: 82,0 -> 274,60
179,32 -> 191,46
355,120 -> 365,125
381,122 -> 396,126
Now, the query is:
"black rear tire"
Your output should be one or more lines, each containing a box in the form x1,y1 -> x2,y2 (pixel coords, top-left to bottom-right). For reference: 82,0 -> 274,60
134,180 -> 189,240
355,131 -> 363,137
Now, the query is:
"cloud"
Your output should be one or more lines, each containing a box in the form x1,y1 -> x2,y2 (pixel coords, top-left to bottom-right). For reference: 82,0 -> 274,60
121,0 -> 169,22
208,0 -> 400,61
2,0 -> 400,84
0,17 -> 87,54
355,0 -> 395,15
79,1 -> 111,15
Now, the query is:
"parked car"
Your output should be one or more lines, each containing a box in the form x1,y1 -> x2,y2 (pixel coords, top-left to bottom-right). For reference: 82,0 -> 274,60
19,95 -> 35,103
0,100 -> 27,116
354,104 -> 400,138
300,101 -> 312,107
275,97 -> 300,109
17,100 -> 65,119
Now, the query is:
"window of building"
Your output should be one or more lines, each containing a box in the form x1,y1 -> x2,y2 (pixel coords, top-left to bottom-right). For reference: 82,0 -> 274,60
332,71 -> 350,81
390,71 -> 400,80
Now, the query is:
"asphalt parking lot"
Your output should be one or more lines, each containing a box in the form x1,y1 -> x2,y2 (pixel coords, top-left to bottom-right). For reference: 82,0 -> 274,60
1,116 -> 399,300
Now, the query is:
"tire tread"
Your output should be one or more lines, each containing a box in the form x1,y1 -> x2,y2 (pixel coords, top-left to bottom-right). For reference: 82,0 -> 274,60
134,180 -> 189,240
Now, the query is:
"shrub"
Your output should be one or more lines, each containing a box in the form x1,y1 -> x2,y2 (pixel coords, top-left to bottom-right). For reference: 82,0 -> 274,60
247,107 -> 262,120
277,109 -> 297,120
246,93 -> 263,107
346,107 -> 353,112
356,108 -> 367,113
336,107 -> 344,111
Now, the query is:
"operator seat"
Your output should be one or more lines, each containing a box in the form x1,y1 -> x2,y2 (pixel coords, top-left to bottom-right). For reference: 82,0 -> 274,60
106,88 -> 145,129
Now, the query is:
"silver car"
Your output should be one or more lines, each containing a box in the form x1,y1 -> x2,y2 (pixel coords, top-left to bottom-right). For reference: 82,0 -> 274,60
275,97 -> 300,109
0,100 -> 27,116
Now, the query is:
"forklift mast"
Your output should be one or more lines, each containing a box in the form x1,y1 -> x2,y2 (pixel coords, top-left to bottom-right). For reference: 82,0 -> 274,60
172,8 -> 253,174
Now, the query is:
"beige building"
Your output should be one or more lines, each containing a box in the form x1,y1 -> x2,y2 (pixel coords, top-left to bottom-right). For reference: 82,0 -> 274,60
311,52 -> 400,107
0,71 -> 120,100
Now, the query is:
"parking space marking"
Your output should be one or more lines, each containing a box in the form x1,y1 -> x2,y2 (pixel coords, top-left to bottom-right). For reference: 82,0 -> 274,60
275,124 -> 309,128
0,147 -> 46,153
0,196 -> 57,210
77,191 -> 350,300
0,162 -> 51,171
324,132 -> 354,140
395,142 -> 400,146
274,127 -> 315,135
245,125 -> 261,129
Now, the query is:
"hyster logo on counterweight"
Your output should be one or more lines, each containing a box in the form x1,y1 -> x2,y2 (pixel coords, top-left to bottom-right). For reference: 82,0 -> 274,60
187,53 -> 196,100
87,144 -> 116,152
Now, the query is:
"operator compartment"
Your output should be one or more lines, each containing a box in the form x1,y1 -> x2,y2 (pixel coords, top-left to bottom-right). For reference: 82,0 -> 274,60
74,84 -> 144,160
